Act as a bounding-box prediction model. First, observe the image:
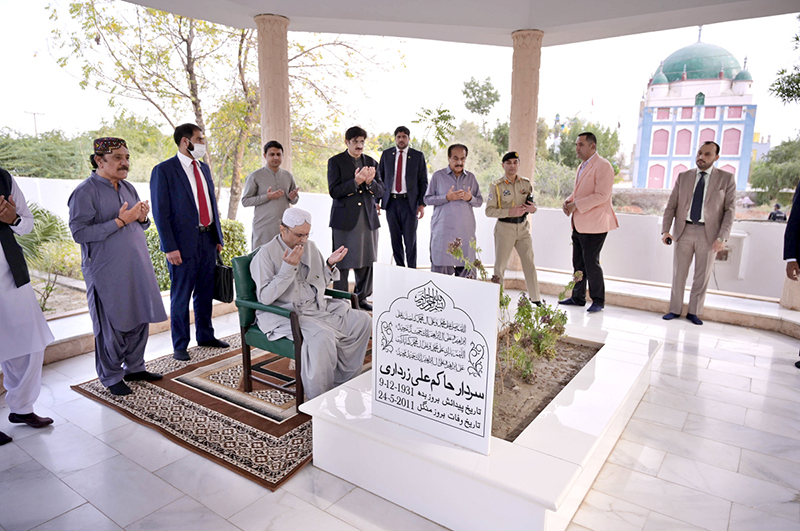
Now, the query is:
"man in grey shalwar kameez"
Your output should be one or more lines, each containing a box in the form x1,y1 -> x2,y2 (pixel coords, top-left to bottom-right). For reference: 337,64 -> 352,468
241,140 -> 299,250
250,208 -> 371,399
424,144 -> 483,276
68,138 -> 168,396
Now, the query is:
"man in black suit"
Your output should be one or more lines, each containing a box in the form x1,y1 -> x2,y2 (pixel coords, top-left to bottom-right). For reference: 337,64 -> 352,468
782,183 -> 800,369
378,126 -> 428,268
328,126 -> 384,311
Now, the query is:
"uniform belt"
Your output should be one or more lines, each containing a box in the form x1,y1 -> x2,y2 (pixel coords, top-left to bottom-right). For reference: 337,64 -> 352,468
199,225 -> 213,232
686,220 -> 705,226
390,193 -> 408,199
499,214 -> 527,224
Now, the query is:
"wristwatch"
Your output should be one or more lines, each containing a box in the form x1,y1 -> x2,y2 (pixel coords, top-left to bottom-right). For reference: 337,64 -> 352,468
10,214 -> 21,227
717,237 -> 725,243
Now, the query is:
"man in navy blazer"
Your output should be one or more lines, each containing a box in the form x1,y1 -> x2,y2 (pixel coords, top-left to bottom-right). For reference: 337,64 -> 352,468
378,126 -> 428,268
783,181 -> 800,369
151,123 -> 228,361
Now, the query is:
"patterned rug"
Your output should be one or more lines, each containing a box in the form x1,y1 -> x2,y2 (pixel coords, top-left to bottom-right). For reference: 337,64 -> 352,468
71,335 -> 312,491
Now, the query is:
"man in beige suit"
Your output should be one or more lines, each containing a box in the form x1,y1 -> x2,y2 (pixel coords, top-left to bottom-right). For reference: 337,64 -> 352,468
662,141 -> 736,325
559,132 -> 619,313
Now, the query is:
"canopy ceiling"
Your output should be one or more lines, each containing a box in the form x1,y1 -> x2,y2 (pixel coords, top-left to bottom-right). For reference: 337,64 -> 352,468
127,0 -> 797,47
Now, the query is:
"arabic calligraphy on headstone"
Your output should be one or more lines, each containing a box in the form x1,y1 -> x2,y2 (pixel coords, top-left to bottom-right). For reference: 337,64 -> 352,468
375,281 -> 491,437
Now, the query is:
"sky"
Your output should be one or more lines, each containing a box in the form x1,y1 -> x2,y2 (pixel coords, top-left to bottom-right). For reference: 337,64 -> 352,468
1,1 -> 798,164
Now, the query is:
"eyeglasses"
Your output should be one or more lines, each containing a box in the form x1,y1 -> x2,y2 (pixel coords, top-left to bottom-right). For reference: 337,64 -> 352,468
282,225 -> 311,239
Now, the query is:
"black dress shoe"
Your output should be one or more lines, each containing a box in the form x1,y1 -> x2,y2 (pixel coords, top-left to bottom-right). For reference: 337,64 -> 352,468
197,338 -> 230,349
662,312 -> 680,320
0,431 -> 11,446
8,412 -> 54,428
107,381 -> 132,396
532,301 -> 542,307
587,302 -> 604,313
558,298 -> 586,307
359,301 -> 373,311
124,371 -> 163,382
686,313 -> 704,325
795,360 -> 800,369
173,349 -> 191,361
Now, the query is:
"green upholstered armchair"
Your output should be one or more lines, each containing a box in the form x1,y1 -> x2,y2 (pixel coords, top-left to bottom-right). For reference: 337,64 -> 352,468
231,250 -> 357,406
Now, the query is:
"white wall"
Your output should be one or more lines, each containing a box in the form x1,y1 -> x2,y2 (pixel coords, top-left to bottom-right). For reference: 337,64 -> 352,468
16,176 -> 785,298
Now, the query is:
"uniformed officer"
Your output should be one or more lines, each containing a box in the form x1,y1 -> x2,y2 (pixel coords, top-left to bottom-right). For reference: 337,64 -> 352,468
485,151 -> 541,304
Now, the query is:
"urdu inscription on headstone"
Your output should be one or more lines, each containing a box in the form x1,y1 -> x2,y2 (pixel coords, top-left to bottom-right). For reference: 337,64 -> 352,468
372,263 -> 499,455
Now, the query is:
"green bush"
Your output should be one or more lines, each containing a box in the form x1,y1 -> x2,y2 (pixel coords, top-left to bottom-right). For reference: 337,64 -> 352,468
42,241 -> 83,280
16,202 -> 71,262
534,158 -> 575,202
220,219 -> 247,266
145,219 -> 248,291
145,224 -> 170,291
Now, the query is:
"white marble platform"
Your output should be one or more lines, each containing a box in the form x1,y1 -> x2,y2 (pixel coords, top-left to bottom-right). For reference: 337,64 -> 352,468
2,294 -> 799,530
300,328 -> 660,531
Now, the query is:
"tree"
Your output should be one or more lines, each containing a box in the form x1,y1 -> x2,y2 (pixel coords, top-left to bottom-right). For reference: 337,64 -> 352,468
430,121 -> 501,190
490,118 -> 550,158
208,29 -> 259,220
0,129 -> 87,179
749,136 -> 800,201
548,117 -> 621,173
90,114 -> 173,182
770,15 -> 800,104
462,77 -> 500,135
49,0 -> 231,189
413,105 -> 456,151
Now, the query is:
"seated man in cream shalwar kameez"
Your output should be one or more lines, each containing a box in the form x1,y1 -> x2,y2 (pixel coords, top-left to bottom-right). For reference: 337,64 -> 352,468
250,208 -> 371,399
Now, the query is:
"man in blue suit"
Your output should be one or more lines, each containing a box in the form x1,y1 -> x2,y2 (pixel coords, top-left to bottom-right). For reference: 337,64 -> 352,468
151,123 -> 228,361
378,126 -> 428,268
783,182 -> 800,369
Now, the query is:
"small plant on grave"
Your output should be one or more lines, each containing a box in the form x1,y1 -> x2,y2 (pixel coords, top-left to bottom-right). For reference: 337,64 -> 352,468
446,237 -> 487,280
447,237 -> 570,386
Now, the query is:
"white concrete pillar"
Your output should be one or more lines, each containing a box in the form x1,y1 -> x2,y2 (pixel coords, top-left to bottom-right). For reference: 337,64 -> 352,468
506,30 -> 543,277
255,14 -> 292,171
509,29 -> 544,183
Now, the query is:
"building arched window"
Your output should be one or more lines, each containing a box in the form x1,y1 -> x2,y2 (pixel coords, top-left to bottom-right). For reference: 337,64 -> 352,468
695,93 -> 705,105
721,164 -> 736,178
652,129 -> 669,155
675,129 -> 692,155
671,164 -> 688,188
722,129 -> 741,155
699,128 -> 715,145
648,165 -> 665,189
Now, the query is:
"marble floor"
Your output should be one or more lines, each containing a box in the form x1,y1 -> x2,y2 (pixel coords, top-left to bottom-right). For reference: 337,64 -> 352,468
1,300 -> 799,531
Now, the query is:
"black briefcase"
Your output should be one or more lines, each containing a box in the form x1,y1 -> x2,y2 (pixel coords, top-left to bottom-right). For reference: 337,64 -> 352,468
213,252 -> 234,303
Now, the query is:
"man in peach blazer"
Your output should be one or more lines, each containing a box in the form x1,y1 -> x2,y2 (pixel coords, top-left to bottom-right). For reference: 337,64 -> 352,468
559,132 -> 619,313
661,141 -> 735,325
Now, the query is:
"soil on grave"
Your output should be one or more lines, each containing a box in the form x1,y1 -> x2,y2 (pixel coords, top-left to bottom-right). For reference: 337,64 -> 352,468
492,338 -> 600,442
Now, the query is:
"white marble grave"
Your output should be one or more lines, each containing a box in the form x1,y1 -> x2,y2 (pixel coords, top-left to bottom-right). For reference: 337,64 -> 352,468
300,270 -> 659,531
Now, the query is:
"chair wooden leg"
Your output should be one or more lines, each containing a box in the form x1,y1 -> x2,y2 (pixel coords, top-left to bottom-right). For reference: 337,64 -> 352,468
290,312 -> 304,406
241,327 -> 253,393
295,337 -> 304,406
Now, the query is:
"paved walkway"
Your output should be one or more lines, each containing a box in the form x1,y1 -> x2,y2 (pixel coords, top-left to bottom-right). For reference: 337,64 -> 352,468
1,296 -> 799,530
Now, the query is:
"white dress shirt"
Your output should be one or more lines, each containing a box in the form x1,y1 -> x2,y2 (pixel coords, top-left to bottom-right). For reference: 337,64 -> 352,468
177,151 -> 215,225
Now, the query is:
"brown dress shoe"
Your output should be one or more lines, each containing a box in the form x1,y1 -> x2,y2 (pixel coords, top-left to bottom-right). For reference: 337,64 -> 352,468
8,412 -> 54,429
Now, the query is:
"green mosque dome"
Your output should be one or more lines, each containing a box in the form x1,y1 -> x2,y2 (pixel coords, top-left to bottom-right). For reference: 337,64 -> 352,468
734,69 -> 753,81
661,42 -> 741,82
652,66 -> 668,85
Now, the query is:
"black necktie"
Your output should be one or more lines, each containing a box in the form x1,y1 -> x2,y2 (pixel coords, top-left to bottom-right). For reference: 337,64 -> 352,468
690,172 -> 706,223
